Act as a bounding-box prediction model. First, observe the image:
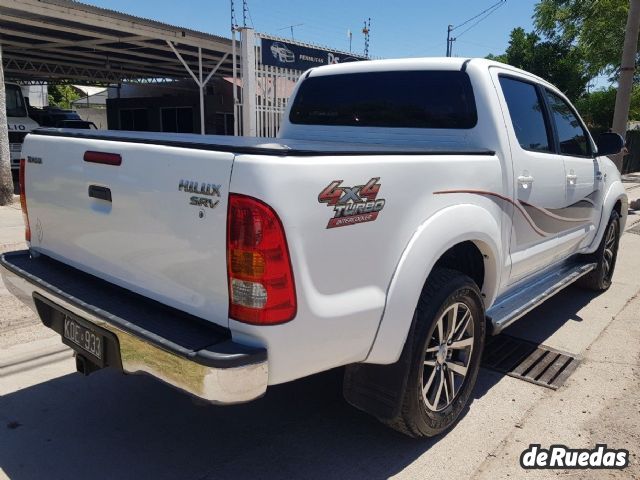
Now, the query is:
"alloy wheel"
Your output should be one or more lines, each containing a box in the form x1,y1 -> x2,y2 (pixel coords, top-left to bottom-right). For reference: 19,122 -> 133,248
603,221 -> 618,281
422,302 -> 474,412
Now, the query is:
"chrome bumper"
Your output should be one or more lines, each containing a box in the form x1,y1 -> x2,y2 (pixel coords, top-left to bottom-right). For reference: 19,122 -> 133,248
0,250 -> 268,405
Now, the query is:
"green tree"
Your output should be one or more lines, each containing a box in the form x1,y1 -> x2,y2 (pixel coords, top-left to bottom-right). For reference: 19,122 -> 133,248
48,85 -> 81,109
534,0 -> 633,78
575,86 -> 640,131
487,27 -> 590,100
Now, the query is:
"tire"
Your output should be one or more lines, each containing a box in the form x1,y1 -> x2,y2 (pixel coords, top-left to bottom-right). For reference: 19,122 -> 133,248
385,268 -> 485,438
578,210 -> 621,292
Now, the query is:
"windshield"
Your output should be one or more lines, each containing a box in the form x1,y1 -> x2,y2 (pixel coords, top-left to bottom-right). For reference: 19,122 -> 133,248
6,84 -> 27,117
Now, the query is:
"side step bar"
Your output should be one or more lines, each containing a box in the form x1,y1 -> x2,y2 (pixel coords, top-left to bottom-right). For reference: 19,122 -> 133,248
488,262 -> 597,334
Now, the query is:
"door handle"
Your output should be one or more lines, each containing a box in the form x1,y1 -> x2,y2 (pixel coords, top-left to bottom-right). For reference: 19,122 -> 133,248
566,173 -> 578,185
517,175 -> 534,189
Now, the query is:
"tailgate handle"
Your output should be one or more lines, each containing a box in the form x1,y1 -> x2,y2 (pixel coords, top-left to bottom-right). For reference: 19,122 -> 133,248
88,185 -> 112,202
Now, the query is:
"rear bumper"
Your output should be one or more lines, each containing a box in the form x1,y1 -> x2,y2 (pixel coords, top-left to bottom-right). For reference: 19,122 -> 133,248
0,250 -> 268,404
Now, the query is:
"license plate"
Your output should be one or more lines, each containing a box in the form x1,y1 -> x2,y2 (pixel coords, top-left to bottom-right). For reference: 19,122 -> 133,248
63,316 -> 104,362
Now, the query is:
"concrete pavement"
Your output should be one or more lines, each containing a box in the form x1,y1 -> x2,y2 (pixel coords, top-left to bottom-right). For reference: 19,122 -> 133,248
1,181 -> 639,480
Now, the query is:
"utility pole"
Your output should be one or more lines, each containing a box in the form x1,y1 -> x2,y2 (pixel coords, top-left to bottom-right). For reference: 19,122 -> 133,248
611,0 -> 640,171
446,24 -> 454,56
0,43 -> 13,205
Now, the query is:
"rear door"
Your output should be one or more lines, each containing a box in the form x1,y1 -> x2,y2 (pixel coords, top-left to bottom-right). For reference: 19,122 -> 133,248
543,89 -> 602,256
495,74 -> 567,283
23,133 -> 234,326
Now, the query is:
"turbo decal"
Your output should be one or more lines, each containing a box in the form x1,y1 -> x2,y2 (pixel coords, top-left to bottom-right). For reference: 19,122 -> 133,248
318,177 -> 385,228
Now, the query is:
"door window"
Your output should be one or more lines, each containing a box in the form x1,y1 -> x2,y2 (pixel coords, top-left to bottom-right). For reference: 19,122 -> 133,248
545,91 -> 592,157
499,76 -> 551,153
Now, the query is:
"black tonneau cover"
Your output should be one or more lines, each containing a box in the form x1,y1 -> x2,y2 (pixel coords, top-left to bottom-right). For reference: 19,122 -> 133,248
30,128 -> 495,157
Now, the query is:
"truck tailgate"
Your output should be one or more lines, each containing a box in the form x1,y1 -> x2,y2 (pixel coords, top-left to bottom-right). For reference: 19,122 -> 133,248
22,133 -> 234,327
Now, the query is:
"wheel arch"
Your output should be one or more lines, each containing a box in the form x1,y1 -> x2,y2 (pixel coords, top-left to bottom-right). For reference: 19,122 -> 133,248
365,204 -> 502,365
589,180 -> 628,254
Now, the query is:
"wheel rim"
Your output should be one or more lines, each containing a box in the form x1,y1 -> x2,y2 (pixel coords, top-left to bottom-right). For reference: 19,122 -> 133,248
603,221 -> 618,281
422,302 -> 474,412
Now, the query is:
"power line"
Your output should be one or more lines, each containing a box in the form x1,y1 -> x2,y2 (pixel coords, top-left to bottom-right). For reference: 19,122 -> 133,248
446,0 -> 506,56
451,0 -> 506,32
455,2 -> 505,38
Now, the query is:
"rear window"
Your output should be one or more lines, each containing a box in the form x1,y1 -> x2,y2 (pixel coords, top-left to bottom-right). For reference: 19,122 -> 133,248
289,70 -> 477,129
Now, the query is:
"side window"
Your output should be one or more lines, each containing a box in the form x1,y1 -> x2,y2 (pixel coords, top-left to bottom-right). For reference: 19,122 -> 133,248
545,90 -> 592,157
499,76 -> 551,153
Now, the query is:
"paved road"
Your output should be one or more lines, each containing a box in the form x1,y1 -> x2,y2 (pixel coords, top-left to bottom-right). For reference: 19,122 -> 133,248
1,181 -> 640,480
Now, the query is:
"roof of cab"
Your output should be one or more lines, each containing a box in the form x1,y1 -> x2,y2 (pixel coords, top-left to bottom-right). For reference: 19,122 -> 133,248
304,57 -> 552,88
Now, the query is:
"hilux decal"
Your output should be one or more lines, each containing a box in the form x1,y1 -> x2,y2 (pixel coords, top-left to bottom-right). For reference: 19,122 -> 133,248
434,189 -> 596,237
318,177 -> 385,229
178,179 -> 221,209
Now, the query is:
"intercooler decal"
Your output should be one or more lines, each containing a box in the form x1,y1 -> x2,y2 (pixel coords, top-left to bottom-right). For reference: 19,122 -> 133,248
318,177 -> 385,228
433,190 -> 596,237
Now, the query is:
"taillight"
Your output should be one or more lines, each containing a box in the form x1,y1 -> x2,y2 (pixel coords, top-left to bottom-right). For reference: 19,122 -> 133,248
227,194 -> 296,325
19,159 -> 30,242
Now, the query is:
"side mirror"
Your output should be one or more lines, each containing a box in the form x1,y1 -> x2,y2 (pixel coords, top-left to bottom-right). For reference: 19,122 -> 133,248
596,132 -> 625,156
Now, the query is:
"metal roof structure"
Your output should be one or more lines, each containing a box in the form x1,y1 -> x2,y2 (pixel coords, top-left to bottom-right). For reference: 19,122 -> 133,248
0,0 -> 235,85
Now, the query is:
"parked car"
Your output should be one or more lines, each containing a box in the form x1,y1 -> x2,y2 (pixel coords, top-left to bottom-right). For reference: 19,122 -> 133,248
56,119 -> 98,129
1,58 -> 627,438
27,106 -> 93,129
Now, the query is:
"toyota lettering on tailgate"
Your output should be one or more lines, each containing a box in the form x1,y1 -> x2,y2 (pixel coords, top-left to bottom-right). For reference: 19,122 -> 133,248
318,177 -> 385,229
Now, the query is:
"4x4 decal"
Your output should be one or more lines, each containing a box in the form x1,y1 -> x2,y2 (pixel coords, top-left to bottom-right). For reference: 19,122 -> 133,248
318,177 -> 385,229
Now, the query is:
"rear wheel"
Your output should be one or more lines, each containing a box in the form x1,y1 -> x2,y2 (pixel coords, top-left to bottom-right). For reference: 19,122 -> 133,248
578,210 -> 620,292
385,268 -> 485,438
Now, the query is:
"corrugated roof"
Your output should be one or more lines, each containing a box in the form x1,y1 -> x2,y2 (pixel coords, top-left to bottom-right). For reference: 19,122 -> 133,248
59,0 -> 232,43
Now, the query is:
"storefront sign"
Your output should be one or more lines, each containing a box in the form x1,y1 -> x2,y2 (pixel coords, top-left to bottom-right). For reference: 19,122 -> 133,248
261,38 -> 364,70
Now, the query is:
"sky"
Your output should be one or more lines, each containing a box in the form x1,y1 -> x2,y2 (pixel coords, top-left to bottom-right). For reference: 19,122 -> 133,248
81,0 -> 538,59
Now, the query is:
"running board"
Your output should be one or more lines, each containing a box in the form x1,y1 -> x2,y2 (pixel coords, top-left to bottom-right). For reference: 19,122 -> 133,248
488,262 -> 597,334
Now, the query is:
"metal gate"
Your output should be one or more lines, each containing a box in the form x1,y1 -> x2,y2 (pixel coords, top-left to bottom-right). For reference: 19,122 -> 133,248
232,30 -> 303,137
233,29 -> 364,138
254,56 -> 302,137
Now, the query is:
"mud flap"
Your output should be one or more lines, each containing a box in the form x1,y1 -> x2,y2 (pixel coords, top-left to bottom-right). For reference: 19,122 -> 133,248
343,319 -> 415,420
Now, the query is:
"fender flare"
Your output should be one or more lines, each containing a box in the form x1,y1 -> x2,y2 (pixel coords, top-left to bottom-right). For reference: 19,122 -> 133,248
365,204 -> 502,364
588,179 -> 628,253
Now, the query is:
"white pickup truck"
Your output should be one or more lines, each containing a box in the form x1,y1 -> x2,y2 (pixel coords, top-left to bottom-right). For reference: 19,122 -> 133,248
1,58 -> 628,438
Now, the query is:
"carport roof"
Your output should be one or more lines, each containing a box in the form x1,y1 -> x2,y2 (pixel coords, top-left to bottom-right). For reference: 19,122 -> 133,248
0,0 -> 235,85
